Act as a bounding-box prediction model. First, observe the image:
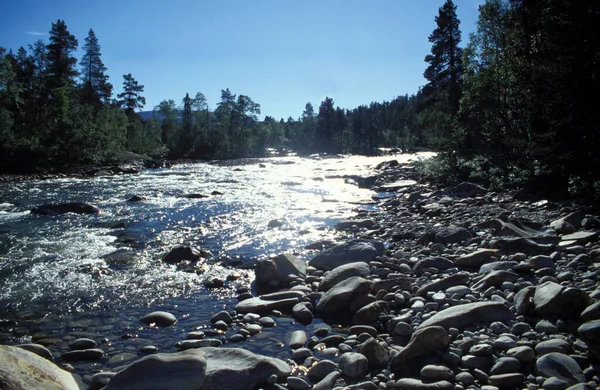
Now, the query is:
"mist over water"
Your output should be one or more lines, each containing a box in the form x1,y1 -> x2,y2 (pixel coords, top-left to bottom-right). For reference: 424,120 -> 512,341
0,153 -> 429,354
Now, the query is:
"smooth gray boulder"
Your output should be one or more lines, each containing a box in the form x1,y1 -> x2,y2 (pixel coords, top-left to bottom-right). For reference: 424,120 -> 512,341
0,345 -> 80,390
455,249 -> 499,268
318,262 -> 370,291
535,352 -> 586,385
550,211 -> 585,234
139,311 -> 177,327
309,240 -> 384,271
106,349 -> 207,390
418,301 -> 514,330
533,281 -> 590,319
235,291 -> 304,315
578,320 -> 600,359
338,352 -> 369,379
390,326 -> 450,371
200,347 -> 290,389
255,253 -> 306,291
418,226 -> 472,245
16,343 -> 54,361
315,277 -> 372,316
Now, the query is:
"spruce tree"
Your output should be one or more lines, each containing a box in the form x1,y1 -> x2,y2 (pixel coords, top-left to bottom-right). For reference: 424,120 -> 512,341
46,20 -> 78,91
80,29 -> 112,106
117,73 -> 146,114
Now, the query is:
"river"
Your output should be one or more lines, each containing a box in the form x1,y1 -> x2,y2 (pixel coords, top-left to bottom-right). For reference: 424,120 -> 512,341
0,153 -> 430,377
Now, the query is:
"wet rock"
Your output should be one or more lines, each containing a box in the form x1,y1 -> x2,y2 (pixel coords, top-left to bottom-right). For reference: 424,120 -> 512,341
307,359 -> 337,383
183,193 -> 209,199
338,352 -> 369,379
61,348 -> 104,361
162,246 -> 202,264
31,202 -> 100,215
68,337 -> 97,350
395,378 -> 454,390
418,301 -> 514,330
309,239 -> 384,271
105,349 -> 207,390
318,262 -> 370,291
536,352 -> 586,385
90,372 -> 116,390
255,253 -> 306,291
139,311 -> 177,327
176,339 -> 222,350
390,326 -> 450,370
287,376 -> 310,390
335,218 -> 376,230
0,345 -> 80,390
235,292 -> 302,315
16,343 -> 54,361
292,302 -> 314,325
127,195 -> 146,202
268,219 -> 284,228
289,330 -> 307,349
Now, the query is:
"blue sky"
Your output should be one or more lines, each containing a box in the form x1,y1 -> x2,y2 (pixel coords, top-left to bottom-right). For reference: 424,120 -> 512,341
0,0 -> 482,120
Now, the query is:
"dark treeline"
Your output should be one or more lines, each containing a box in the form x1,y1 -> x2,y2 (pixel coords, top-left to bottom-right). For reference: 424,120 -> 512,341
420,0 -> 599,201
1,0 -> 598,203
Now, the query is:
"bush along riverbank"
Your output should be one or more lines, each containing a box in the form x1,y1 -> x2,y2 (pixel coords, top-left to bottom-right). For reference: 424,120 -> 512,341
2,158 -> 600,390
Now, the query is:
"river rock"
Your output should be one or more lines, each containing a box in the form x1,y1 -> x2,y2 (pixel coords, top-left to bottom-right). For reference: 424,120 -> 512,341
418,301 -> 514,330
535,352 -> 586,384
418,226 -> 472,245
472,270 -> 519,292
105,349 -> 207,389
338,352 -> 369,379
353,300 -> 389,325
491,237 -> 555,255
395,378 -> 454,390
255,253 -> 306,291
420,364 -> 454,381
390,326 -> 450,370
577,320 -> 600,359
318,262 -> 370,291
550,211 -> 585,234
90,372 -> 116,390
162,246 -> 201,264
16,343 -> 54,361
356,337 -> 389,368
456,249 -> 499,268
201,347 -> 290,389
335,218 -> 376,230
139,311 -> 177,327
312,370 -> 341,390
292,302 -> 313,325
449,181 -> 487,197
68,337 -> 97,350
488,373 -> 525,387
413,257 -> 454,275
31,202 -> 100,215
533,281 -> 590,319
309,240 -> 384,271
61,348 -> 104,361
315,277 -> 372,318
416,272 -> 470,297
0,345 -> 80,390
235,292 -> 302,315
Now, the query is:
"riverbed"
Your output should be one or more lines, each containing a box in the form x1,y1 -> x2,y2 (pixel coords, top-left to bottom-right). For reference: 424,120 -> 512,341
0,153 -> 431,376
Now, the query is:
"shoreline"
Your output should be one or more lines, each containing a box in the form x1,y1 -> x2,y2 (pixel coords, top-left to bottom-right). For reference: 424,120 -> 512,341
2,157 -> 600,389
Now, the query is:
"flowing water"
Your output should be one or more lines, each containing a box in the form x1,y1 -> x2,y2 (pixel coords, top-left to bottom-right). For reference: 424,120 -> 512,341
0,153 -> 429,375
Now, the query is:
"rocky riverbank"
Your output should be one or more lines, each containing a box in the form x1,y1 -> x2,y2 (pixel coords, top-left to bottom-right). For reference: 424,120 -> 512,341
2,158 -> 600,389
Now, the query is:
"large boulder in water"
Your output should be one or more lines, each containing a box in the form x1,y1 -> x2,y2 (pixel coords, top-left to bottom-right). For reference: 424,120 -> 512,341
0,345 -> 80,390
162,246 -> 202,264
309,239 -> 384,271
255,253 -> 306,292
31,202 -> 100,215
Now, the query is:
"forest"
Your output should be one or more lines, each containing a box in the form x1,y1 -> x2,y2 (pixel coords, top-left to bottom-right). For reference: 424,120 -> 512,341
0,0 -> 598,200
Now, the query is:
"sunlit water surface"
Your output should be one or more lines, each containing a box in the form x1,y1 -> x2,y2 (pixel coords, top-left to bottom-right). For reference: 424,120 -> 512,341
0,153 -> 430,371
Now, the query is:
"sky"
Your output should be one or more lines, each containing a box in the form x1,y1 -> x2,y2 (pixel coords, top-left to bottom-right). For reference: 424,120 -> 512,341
0,0 -> 483,120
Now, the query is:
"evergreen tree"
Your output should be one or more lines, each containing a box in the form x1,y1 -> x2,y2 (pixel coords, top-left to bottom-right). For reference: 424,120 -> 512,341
46,20 -> 78,91
315,97 -> 337,154
80,29 -> 112,106
117,73 -> 146,114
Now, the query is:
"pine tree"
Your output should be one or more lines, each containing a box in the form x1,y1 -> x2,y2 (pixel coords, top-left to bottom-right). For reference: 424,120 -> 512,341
80,29 -> 112,107
46,20 -> 78,91
117,73 -> 146,114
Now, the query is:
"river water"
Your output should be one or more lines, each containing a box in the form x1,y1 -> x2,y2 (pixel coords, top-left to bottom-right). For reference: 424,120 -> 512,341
0,153 -> 429,375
